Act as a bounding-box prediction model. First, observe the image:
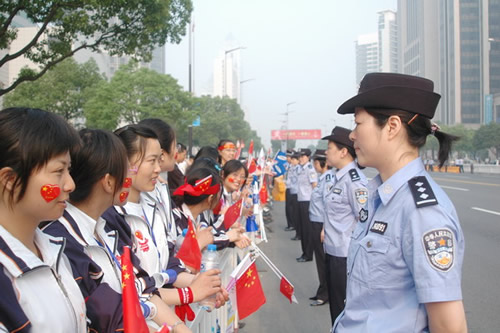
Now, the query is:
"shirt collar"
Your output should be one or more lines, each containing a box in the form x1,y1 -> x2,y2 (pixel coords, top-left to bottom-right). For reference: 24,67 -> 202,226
0,226 -> 65,277
377,158 -> 425,206
65,202 -> 98,244
335,161 -> 357,181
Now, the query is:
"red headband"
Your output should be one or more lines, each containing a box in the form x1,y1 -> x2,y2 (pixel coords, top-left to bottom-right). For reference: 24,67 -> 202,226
173,175 -> 221,196
218,143 -> 236,151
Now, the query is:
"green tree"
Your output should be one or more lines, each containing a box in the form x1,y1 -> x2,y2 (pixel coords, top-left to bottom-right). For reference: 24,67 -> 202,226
473,123 -> 500,159
3,57 -> 103,124
84,62 -> 193,131
185,96 -> 262,149
0,0 -> 192,95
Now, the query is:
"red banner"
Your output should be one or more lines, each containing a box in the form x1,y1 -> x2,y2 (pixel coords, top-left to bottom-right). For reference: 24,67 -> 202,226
271,129 -> 322,140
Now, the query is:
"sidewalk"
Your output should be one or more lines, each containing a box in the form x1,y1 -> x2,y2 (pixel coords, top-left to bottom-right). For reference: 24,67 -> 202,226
241,201 -> 331,332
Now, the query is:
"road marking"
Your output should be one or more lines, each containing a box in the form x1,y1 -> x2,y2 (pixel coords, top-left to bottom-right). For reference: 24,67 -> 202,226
471,207 -> 500,216
440,185 -> 469,191
433,177 -> 500,187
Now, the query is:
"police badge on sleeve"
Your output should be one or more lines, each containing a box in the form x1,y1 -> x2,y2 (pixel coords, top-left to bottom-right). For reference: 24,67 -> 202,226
422,228 -> 455,272
355,188 -> 368,205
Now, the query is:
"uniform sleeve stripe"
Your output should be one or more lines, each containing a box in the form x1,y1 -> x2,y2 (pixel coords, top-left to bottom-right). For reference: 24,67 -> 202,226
10,320 -> 30,333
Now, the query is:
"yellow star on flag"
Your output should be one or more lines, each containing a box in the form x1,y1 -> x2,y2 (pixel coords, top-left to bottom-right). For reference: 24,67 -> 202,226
124,272 -> 130,280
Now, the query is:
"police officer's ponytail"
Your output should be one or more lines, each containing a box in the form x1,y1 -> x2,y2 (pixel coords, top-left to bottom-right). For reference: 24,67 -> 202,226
366,108 -> 459,167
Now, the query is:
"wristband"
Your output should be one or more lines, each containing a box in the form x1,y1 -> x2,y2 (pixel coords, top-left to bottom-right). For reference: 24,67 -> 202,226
140,300 -> 157,320
177,287 -> 193,305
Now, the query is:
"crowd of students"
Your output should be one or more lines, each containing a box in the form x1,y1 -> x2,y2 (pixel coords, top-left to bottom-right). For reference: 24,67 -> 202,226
0,108 -> 256,332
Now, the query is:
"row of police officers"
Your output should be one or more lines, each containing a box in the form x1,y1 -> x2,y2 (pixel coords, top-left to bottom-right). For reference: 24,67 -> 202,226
284,72 -> 467,333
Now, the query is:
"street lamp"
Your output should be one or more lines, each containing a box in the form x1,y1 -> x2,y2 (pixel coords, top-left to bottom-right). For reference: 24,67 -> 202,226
224,46 -> 246,97
281,101 -> 296,151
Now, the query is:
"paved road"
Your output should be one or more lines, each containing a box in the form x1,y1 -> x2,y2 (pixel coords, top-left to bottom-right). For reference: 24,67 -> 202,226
242,171 -> 500,333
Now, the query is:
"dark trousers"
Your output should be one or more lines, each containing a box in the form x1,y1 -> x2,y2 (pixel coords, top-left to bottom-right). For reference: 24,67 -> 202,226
311,221 -> 328,301
289,193 -> 300,238
298,201 -> 313,260
285,189 -> 294,228
325,254 -> 347,326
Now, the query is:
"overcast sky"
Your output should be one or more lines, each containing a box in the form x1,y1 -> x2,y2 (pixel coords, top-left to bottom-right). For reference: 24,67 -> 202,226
165,0 -> 396,147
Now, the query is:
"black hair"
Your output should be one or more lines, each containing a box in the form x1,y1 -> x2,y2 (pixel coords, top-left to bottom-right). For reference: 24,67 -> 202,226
0,108 -> 81,205
314,159 -> 327,169
177,142 -> 187,153
195,146 -> 219,162
222,160 -> 248,190
70,129 -> 128,203
365,108 -> 459,167
173,167 -> 221,207
331,141 -> 356,160
189,157 -> 222,174
114,124 -> 158,164
138,118 -> 176,154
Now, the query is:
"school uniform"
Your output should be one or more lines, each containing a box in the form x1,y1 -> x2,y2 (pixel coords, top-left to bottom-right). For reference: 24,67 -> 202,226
0,226 -> 87,333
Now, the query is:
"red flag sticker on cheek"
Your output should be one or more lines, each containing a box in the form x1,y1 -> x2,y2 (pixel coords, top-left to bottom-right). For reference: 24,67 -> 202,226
228,177 -> 235,183
123,177 -> 132,188
119,191 -> 129,203
40,184 -> 61,202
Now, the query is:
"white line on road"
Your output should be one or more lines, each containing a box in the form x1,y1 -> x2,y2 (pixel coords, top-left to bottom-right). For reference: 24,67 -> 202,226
440,185 -> 470,191
471,207 -> 500,216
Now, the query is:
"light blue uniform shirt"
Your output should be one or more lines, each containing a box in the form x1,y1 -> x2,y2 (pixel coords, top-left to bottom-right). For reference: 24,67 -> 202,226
323,161 -> 368,257
297,161 -> 318,202
309,170 -> 331,223
287,164 -> 299,195
333,158 -> 464,333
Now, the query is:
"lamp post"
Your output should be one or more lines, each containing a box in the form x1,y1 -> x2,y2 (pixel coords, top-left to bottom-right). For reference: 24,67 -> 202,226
283,101 -> 296,151
224,46 -> 246,97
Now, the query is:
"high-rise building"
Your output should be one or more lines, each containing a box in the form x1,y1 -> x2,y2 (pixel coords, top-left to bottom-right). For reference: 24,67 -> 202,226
213,48 -> 241,103
355,33 -> 379,85
378,10 -> 398,73
399,0 -> 500,125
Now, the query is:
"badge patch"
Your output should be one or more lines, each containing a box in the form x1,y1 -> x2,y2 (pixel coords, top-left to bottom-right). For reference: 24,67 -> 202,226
359,208 -> 368,222
408,176 -> 438,208
355,188 -> 368,205
370,221 -> 387,234
349,169 -> 360,181
333,188 -> 342,195
422,228 -> 454,272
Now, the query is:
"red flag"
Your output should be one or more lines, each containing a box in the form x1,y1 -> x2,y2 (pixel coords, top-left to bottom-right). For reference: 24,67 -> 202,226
213,197 -> 223,215
121,246 -> 149,333
157,325 -> 170,332
175,218 -> 202,271
247,159 -> 257,174
236,262 -> 266,319
259,179 -> 268,205
248,140 -> 254,156
280,276 -> 295,304
223,199 -> 243,230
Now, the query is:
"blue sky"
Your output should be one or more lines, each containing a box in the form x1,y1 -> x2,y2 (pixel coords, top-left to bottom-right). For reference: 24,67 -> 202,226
165,0 -> 397,147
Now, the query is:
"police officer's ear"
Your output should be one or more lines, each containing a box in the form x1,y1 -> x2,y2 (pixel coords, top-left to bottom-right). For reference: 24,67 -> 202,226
386,115 -> 404,140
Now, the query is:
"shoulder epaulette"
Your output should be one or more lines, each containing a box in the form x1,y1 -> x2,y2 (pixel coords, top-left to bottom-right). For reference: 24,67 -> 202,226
408,176 -> 438,208
349,169 -> 360,182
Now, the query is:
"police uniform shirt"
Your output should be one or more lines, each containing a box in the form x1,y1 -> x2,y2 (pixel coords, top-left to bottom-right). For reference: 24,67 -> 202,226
288,164 -> 300,195
323,161 -> 368,257
297,161 -> 318,202
309,170 -> 332,223
333,158 -> 464,333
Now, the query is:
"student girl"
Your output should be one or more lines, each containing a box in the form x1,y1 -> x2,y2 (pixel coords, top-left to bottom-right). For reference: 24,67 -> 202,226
105,125 -> 222,311
42,128 -> 187,332
332,73 -> 466,332
217,139 -> 237,166
0,107 -> 86,333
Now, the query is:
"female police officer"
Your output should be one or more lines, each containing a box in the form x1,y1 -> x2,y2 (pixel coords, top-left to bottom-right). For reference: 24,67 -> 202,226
332,73 -> 466,332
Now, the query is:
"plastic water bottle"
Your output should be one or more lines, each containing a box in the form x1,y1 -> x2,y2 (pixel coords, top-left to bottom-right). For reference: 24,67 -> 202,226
174,228 -> 188,254
199,244 -> 219,312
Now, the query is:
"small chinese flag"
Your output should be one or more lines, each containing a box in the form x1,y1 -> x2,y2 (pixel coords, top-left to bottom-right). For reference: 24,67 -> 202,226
280,276 -> 295,304
236,262 -> 266,320
248,140 -> 254,156
259,179 -> 268,205
121,246 -> 149,333
157,325 -> 170,333
175,218 -> 202,271
247,159 -> 257,174
213,197 -> 223,215
223,199 -> 243,230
